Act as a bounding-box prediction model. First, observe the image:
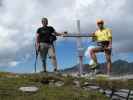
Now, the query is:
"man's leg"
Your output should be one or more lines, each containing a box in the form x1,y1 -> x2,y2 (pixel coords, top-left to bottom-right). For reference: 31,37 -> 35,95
90,47 -> 104,64
90,49 -> 98,64
39,43 -> 49,72
104,49 -> 112,75
48,44 -> 58,72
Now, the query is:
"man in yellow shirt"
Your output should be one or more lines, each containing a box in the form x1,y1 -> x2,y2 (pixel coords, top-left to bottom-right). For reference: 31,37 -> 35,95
89,19 -> 112,75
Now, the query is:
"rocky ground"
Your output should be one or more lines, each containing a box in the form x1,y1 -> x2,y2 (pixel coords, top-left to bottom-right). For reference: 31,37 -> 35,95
0,72 -> 133,100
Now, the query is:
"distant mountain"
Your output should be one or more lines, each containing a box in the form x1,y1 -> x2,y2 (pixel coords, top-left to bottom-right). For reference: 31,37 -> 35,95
61,60 -> 133,75
112,60 -> 133,75
61,64 -> 90,74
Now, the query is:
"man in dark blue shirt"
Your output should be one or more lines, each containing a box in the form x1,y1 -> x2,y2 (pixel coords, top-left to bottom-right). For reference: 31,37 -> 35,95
36,17 -> 65,72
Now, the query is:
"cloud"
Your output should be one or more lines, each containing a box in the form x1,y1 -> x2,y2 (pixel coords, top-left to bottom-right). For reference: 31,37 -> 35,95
0,0 -> 132,67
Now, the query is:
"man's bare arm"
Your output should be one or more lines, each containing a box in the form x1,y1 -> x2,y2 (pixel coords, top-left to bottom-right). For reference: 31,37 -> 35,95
53,32 -> 67,36
35,33 -> 40,51
61,32 -> 95,37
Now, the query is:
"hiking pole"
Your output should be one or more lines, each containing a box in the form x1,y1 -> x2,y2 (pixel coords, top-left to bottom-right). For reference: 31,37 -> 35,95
34,43 -> 39,73
34,49 -> 37,73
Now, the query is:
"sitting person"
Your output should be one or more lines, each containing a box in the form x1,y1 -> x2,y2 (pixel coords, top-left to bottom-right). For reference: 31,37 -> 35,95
85,19 -> 112,75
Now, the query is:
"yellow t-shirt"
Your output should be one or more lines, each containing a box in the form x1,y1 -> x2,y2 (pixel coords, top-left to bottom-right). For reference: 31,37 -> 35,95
95,28 -> 112,42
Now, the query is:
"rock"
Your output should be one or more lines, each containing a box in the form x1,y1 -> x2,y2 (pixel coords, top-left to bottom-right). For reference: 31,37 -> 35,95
19,86 -> 39,93
62,74 -> 68,77
54,81 -> 64,87
40,79 -> 50,84
49,80 -> 64,87
73,80 -> 80,87
87,85 -> 100,90
83,82 -> 89,86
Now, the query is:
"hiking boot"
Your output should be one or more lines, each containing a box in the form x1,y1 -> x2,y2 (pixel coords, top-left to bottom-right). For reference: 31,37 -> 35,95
43,70 -> 47,73
54,68 -> 57,72
40,69 -> 47,73
53,69 -> 61,75
89,60 -> 99,70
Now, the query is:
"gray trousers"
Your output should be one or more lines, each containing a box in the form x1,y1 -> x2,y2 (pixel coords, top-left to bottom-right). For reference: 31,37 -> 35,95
39,42 -> 58,71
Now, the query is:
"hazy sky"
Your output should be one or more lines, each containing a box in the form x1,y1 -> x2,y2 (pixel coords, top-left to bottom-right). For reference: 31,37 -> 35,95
0,0 -> 133,69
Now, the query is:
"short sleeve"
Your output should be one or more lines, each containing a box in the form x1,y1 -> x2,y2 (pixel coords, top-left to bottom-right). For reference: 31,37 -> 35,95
36,28 -> 40,34
107,29 -> 112,40
108,29 -> 112,36
49,26 -> 55,33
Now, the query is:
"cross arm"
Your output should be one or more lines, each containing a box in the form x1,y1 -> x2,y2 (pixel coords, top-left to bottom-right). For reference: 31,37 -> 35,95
62,34 -> 95,37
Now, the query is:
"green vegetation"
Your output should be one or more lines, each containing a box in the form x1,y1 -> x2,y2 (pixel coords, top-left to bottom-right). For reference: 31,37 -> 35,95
0,72 -> 108,100
1,72 -> 133,100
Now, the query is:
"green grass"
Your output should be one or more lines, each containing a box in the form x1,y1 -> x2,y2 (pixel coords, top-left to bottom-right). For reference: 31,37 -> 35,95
0,72 -> 133,100
0,72 -> 108,100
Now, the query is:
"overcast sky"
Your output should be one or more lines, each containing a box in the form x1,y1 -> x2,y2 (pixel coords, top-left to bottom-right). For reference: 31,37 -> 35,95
0,0 -> 133,68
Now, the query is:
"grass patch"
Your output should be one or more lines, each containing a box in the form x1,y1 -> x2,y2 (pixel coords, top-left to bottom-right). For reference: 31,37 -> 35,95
0,72 -> 108,100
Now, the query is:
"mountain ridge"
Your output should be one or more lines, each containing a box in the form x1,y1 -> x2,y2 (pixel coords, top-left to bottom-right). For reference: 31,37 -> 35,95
61,60 -> 133,75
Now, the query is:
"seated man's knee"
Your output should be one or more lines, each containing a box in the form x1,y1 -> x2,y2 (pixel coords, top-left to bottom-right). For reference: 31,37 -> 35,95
89,49 -> 95,57
90,48 -> 95,54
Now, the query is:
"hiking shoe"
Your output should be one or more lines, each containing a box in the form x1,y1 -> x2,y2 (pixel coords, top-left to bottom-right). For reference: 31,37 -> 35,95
53,69 -> 61,75
40,70 -> 47,73
54,68 -> 58,72
89,60 -> 98,69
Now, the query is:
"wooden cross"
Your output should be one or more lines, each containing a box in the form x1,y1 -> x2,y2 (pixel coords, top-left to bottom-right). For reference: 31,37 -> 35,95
63,20 -> 93,75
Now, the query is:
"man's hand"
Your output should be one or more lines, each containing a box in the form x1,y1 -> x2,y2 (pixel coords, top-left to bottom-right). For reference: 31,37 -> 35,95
108,41 -> 112,49
108,43 -> 112,49
54,31 -> 68,36
63,31 -> 68,34
90,32 -> 96,41
104,42 -> 112,50
60,31 -> 68,37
